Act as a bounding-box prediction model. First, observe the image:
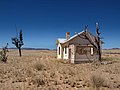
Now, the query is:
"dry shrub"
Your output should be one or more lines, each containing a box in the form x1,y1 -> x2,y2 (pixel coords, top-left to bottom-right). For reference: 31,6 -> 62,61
91,61 -> 101,69
43,59 -> 56,70
90,74 -> 105,90
0,50 -> 8,63
34,59 -> 57,71
34,61 -> 45,71
31,74 -> 46,87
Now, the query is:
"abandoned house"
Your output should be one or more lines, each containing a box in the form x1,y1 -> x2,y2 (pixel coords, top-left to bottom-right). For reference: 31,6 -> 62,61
56,30 -> 102,63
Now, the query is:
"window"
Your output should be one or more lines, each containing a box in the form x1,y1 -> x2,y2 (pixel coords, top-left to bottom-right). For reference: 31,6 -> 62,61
59,47 -> 60,55
65,46 -> 67,54
76,46 -> 87,55
90,47 -> 94,55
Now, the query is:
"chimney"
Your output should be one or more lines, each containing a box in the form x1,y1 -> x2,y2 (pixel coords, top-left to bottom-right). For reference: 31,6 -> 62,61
66,32 -> 70,40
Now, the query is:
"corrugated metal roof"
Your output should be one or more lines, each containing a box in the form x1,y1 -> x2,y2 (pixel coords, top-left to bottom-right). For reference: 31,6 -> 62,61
57,38 -> 66,43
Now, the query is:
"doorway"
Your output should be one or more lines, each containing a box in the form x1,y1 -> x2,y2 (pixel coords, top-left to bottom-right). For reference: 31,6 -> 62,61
69,49 -> 71,59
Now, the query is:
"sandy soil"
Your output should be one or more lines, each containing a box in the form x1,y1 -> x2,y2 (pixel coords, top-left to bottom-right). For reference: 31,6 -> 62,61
0,49 -> 120,90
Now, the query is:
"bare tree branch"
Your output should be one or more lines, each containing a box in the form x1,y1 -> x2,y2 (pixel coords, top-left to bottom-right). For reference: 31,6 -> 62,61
12,29 -> 24,57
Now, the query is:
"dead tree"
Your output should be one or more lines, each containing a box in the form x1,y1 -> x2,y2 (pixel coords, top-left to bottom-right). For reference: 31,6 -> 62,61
82,24 -> 102,62
95,22 -> 102,62
84,26 -> 98,49
12,30 -> 24,57
77,24 -> 102,62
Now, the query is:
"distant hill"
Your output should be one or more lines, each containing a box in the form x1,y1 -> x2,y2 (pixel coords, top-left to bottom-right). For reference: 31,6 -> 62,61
111,48 -> 120,50
8,47 -> 50,50
103,48 -> 120,50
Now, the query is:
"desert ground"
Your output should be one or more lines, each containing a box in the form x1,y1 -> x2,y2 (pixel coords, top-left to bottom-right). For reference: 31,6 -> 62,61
0,49 -> 120,90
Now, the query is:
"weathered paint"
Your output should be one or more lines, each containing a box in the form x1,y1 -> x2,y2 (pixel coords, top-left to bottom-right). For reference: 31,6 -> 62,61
69,45 -> 75,63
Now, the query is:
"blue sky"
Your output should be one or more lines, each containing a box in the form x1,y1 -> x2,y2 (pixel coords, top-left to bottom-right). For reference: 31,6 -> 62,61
0,0 -> 120,49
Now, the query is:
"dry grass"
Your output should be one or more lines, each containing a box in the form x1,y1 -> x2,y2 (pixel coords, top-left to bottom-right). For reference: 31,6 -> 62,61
0,49 -> 120,90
